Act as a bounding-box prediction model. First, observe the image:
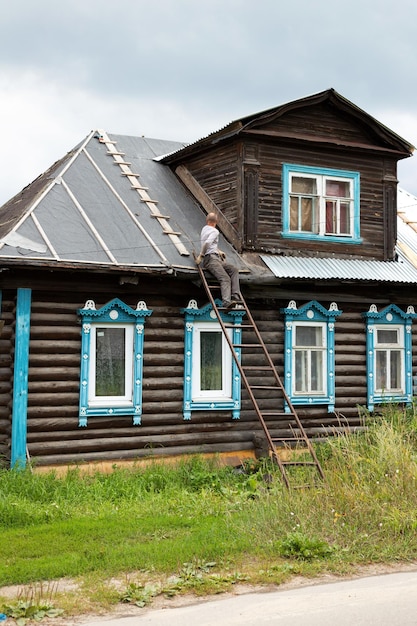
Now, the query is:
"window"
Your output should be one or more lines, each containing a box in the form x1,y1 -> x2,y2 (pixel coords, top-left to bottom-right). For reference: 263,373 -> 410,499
192,323 -> 232,400
282,164 -> 360,242
78,298 -> 152,427
182,299 -> 245,420
294,323 -> 326,395
363,304 -> 417,411
281,300 -> 342,412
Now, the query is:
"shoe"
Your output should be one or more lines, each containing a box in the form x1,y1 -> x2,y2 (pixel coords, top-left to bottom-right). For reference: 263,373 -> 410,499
225,299 -> 238,310
232,294 -> 243,303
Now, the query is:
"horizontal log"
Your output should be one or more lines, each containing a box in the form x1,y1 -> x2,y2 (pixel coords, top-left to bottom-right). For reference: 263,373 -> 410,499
28,381 -> 80,393
27,418 -> 246,441
29,340 -> 80,354
143,354 -> 183,366
29,354 -> 80,367
28,367 -> 80,381
30,441 -> 255,467
30,327 -> 81,340
142,377 -> 183,390
0,367 -> 12,380
30,313 -> 78,324
28,392 -> 80,406
0,382 -> 12,394
28,430 -> 255,455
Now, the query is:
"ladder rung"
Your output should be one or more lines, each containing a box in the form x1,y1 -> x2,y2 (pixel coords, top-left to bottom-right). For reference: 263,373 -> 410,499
163,230 -> 181,235
151,214 -> 171,219
272,438 -> 304,444
113,161 -> 131,166
233,343 -> 264,348
121,172 -> 142,177
282,461 -> 317,467
242,365 -> 273,370
141,198 -> 159,204
250,385 -> 279,390
196,262 -> 325,488
108,151 -> 126,156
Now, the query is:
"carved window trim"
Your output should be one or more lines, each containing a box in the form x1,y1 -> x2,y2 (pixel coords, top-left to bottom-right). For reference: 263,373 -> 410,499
181,299 -> 245,421
78,298 -> 152,427
281,300 -> 342,413
363,304 -> 417,411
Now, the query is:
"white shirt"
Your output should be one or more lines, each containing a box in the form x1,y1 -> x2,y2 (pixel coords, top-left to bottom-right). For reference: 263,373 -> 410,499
200,224 -> 219,255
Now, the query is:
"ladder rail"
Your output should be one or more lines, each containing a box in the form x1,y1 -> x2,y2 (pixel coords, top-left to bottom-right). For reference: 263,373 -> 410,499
196,261 -> 325,485
196,264 -> 290,487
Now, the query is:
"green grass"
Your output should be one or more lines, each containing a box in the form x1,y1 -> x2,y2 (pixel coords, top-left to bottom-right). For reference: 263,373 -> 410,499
1,404 -> 417,619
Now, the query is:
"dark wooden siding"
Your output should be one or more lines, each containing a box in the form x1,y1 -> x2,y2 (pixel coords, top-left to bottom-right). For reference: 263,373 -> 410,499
0,291 -> 14,464
261,103 -> 379,146
181,104 -> 399,261
184,144 -> 240,230
0,272 -> 413,468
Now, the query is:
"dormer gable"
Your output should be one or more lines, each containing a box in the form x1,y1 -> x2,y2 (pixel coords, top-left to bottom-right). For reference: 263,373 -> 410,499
164,89 -> 414,262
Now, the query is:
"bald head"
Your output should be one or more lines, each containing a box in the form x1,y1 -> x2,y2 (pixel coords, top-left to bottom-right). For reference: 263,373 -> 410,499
206,212 -> 218,226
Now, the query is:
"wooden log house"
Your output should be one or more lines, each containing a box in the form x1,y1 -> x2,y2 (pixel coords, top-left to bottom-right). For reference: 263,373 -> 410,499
1,88 -> 417,471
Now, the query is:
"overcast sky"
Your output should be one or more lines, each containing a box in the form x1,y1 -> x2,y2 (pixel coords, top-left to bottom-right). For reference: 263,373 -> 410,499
1,0 -> 417,205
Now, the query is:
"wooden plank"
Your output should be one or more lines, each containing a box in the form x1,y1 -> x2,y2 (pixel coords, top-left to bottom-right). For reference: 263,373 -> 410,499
175,164 -> 242,250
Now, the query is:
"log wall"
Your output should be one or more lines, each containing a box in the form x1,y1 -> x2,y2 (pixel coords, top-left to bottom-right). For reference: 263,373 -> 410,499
183,104 -> 399,261
0,291 -> 14,464
7,273 -> 411,467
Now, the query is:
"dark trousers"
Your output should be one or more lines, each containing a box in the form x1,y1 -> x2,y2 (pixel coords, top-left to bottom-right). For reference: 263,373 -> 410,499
202,254 -> 240,303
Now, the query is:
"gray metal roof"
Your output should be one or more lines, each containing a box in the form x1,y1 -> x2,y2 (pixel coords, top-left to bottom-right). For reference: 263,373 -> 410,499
260,253 -> 417,284
1,128 -> 417,289
0,130 -> 242,274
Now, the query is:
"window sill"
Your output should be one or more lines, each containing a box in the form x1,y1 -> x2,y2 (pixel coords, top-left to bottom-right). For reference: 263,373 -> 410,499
281,232 -> 362,244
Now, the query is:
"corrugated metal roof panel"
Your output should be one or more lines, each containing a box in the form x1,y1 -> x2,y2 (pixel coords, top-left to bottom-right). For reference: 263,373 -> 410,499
260,254 -> 417,284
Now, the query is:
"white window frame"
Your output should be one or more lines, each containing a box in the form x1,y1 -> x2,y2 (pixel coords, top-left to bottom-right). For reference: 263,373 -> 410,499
88,323 -> 134,407
282,164 -> 361,243
363,304 -> 417,411
78,298 -> 152,426
373,324 -> 404,394
281,300 -> 342,413
182,299 -> 245,420
192,322 -> 233,401
292,321 -> 327,396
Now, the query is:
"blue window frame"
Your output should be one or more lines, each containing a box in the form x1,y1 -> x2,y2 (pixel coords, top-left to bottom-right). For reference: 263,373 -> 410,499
281,300 -> 342,412
182,299 -> 245,420
282,164 -> 361,243
363,304 -> 417,411
78,298 -> 152,427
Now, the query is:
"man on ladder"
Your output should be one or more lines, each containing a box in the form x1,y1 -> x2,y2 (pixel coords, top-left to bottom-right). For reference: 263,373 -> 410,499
196,212 -> 242,310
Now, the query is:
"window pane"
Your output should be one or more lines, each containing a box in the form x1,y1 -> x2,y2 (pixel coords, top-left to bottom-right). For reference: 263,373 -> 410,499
390,350 -> 401,389
295,350 -> 307,392
200,331 -> 222,390
292,176 -> 316,194
375,350 -> 387,390
290,196 -> 300,230
290,196 -> 313,231
325,200 -> 336,233
326,180 -> 349,197
339,202 -> 350,234
295,325 -> 322,347
95,327 -> 125,396
310,351 -> 323,392
377,329 -> 399,344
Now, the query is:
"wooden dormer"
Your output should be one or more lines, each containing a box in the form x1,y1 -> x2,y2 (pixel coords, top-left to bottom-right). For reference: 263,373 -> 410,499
163,89 -> 414,261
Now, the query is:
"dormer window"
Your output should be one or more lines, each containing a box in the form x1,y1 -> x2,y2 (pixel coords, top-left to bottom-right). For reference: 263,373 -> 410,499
282,164 -> 361,243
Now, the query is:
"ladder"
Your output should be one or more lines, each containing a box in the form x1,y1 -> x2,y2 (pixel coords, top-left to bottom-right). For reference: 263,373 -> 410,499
196,262 -> 325,488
